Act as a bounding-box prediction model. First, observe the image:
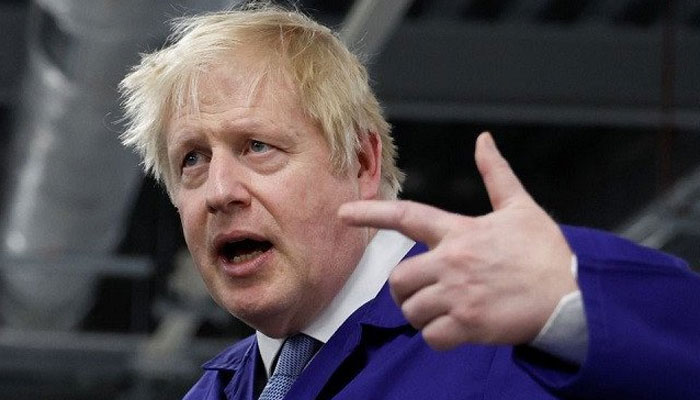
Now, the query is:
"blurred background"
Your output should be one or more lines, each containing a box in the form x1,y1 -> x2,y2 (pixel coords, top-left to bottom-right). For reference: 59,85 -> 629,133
0,0 -> 698,398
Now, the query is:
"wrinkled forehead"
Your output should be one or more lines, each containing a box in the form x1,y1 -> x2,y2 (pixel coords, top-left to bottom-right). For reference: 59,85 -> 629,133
173,51 -> 288,116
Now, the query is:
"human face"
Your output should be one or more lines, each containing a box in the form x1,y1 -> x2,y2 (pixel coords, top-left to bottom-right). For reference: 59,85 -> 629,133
166,61 -> 381,337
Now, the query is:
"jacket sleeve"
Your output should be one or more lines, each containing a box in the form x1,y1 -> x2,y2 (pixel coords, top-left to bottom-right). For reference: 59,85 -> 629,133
513,225 -> 700,400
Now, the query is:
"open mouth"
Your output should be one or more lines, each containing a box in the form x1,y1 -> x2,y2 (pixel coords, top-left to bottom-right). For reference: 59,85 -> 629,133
219,239 -> 273,264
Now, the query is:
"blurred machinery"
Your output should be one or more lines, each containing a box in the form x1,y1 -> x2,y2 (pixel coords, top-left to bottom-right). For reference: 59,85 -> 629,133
0,0 -> 237,398
620,164 -> 700,270
0,0 -> 144,330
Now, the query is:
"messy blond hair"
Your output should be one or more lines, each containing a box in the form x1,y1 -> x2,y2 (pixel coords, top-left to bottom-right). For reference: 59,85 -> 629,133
119,3 -> 403,199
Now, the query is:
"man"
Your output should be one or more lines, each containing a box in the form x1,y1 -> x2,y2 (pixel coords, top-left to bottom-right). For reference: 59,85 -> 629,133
119,5 -> 699,400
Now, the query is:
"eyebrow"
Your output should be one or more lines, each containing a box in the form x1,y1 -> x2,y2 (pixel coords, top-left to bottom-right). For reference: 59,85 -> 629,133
167,115 -> 296,157
167,131 -> 203,162
169,126 -> 193,144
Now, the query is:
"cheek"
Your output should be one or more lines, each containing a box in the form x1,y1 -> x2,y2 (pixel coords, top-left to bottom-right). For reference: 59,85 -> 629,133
293,171 -> 357,212
179,207 -> 206,253
266,173 -> 357,258
289,180 -> 359,251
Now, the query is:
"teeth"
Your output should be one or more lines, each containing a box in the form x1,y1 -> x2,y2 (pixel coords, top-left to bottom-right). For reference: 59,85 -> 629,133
231,250 -> 263,264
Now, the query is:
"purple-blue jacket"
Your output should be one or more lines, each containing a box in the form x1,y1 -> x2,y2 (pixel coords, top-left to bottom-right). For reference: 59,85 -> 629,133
183,226 -> 700,399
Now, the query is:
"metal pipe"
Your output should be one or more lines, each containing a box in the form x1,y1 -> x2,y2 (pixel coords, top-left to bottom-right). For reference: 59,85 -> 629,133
0,0 -> 228,330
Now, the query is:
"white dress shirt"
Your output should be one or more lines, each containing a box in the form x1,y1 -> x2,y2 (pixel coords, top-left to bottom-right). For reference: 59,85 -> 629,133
257,229 -> 587,376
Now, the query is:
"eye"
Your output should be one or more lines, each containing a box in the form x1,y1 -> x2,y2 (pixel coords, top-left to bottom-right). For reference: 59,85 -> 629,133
182,151 -> 201,168
249,140 -> 270,154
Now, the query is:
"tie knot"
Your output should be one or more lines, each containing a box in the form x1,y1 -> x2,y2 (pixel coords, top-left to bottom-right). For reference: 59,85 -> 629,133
273,334 -> 321,376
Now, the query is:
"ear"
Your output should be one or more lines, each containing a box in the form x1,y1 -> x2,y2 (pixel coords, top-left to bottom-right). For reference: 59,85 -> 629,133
356,130 -> 383,200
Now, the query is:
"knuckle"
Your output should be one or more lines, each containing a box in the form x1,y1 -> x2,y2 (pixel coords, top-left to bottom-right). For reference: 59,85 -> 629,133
388,269 -> 407,290
437,245 -> 467,270
422,328 -> 444,348
423,329 -> 456,351
401,303 -> 421,327
453,303 -> 482,327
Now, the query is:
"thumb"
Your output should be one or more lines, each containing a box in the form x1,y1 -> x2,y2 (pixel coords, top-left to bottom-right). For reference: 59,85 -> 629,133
475,132 -> 528,210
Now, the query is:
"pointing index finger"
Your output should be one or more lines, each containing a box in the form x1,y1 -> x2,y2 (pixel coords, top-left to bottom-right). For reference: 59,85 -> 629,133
338,200 -> 449,247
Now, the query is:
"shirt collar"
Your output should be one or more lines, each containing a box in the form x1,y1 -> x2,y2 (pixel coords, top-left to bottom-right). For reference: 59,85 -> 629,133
256,229 -> 415,376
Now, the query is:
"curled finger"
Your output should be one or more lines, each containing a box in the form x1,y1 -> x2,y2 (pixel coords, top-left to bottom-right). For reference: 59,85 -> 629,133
421,314 -> 468,351
389,251 -> 439,305
400,283 -> 450,330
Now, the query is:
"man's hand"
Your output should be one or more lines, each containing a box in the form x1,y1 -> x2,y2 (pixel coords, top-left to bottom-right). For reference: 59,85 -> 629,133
338,132 -> 578,351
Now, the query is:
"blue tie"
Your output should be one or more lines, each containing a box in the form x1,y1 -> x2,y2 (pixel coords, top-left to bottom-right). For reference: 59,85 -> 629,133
258,334 -> 321,400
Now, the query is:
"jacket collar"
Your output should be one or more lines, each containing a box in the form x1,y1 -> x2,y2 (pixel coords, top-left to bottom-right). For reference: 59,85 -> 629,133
202,335 -> 257,372
358,241 -> 429,329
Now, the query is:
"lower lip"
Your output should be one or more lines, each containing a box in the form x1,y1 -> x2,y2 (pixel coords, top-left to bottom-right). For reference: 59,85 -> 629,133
219,248 -> 274,278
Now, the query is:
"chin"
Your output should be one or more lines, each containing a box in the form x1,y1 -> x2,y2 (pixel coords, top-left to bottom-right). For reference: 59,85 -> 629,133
221,292 -> 299,333
236,309 -> 303,338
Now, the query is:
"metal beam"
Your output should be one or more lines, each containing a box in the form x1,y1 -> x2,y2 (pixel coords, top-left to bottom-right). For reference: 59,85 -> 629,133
674,0 -> 700,24
372,20 -> 700,129
580,0 -> 630,21
618,163 -> 700,271
383,101 -> 700,130
0,330 -> 220,386
501,0 -> 550,20
421,0 -> 470,19
0,254 -> 151,277
340,0 -> 415,58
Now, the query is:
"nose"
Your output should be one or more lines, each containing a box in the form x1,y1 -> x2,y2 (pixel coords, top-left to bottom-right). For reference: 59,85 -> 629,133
205,152 -> 252,214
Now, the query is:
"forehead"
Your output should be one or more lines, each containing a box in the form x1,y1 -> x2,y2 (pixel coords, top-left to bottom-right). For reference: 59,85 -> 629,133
164,58 -> 307,146
184,53 -> 293,112
164,51 -> 320,145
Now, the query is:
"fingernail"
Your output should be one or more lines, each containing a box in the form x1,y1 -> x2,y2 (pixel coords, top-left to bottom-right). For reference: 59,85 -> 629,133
480,131 -> 494,149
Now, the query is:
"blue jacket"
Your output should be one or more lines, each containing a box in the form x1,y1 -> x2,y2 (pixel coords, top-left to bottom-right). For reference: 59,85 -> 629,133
184,226 -> 700,399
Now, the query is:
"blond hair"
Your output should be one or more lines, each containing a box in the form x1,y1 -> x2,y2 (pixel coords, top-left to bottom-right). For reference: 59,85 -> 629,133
119,3 -> 403,199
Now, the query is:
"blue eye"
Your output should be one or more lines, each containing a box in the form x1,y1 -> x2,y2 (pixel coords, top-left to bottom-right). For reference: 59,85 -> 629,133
249,140 -> 270,153
183,151 -> 200,168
